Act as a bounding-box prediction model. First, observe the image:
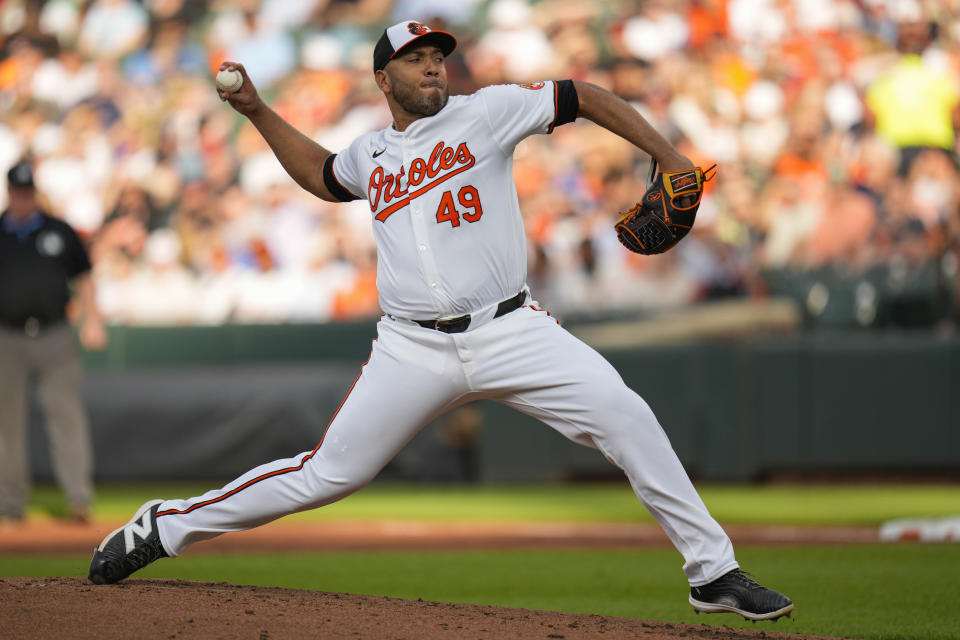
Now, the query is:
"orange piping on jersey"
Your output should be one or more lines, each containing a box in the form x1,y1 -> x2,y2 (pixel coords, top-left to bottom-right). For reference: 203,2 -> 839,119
524,304 -> 559,323
546,82 -> 559,134
155,354 -> 372,518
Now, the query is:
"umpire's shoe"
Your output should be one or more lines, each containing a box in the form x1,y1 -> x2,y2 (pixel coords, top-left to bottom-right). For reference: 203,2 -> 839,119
89,500 -> 168,584
689,569 -> 793,621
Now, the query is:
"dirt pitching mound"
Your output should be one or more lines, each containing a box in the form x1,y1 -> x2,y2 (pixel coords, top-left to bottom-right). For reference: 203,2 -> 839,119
2,577 -> 839,640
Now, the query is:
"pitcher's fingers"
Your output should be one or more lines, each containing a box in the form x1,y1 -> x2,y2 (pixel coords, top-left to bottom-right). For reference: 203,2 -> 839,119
218,61 -> 244,74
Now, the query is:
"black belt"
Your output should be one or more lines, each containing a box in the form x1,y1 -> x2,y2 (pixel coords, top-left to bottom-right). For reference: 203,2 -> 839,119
414,291 -> 526,333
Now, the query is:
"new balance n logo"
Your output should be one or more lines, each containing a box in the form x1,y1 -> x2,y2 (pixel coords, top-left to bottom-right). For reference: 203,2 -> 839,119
124,511 -> 154,553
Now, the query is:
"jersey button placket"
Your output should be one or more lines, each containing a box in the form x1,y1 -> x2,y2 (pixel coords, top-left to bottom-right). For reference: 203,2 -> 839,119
405,136 -> 447,314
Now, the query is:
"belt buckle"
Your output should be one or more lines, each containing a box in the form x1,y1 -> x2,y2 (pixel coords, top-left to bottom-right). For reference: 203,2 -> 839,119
435,315 -> 471,333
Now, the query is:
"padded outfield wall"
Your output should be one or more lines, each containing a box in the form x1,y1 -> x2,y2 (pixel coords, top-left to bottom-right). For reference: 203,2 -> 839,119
24,322 -> 960,482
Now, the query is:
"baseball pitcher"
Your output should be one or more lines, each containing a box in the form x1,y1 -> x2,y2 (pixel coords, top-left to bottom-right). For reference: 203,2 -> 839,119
89,20 -> 792,622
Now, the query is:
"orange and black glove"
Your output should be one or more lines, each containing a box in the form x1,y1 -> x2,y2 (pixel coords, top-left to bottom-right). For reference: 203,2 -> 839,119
615,163 -> 716,255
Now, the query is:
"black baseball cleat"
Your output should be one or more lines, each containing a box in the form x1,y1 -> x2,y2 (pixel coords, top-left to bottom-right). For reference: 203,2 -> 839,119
689,569 -> 794,621
88,499 -> 169,584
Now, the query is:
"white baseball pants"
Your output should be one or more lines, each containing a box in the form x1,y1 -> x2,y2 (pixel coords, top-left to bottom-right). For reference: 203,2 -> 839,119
156,303 -> 738,586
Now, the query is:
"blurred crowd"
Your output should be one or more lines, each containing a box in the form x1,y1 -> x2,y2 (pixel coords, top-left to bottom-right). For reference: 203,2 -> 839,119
1,0 -> 959,328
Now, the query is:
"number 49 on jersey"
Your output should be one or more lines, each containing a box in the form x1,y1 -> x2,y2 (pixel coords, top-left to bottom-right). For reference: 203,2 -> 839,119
436,185 -> 483,227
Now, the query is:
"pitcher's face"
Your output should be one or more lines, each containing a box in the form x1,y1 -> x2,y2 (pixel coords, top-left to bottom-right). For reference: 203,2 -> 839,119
381,45 -> 449,117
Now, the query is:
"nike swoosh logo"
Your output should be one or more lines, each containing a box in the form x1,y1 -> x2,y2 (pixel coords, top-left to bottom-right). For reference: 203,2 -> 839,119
372,148 -> 386,158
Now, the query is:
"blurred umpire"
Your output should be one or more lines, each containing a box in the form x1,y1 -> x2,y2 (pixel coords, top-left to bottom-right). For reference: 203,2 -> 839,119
0,160 -> 106,524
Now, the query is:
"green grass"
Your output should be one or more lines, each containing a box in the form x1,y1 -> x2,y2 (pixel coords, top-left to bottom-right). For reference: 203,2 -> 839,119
15,482 -> 960,638
27,481 -> 960,526
2,545 -> 958,640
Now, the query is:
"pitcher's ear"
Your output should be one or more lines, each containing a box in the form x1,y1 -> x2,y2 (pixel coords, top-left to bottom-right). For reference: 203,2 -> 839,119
375,68 -> 390,93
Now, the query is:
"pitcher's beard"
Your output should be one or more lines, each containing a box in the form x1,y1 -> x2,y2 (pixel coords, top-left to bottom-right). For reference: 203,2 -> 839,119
393,83 -> 449,117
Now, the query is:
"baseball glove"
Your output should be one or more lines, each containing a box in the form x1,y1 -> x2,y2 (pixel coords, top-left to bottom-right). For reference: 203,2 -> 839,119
615,162 -> 717,255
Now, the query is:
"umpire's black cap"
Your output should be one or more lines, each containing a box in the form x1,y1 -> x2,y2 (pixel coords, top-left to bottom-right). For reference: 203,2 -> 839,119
373,20 -> 457,73
7,161 -> 34,189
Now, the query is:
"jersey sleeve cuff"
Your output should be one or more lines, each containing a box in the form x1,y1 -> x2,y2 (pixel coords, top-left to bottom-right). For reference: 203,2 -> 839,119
323,154 -> 362,202
548,79 -> 579,133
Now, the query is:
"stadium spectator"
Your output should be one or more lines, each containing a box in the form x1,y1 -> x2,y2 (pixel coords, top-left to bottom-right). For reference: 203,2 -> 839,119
865,5 -> 960,175
0,0 -> 957,329
77,0 -> 150,61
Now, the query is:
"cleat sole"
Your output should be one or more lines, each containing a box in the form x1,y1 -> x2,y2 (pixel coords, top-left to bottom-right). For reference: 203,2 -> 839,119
689,595 -> 794,622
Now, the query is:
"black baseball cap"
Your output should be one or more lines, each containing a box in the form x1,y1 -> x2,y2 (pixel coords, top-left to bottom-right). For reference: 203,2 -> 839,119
7,161 -> 34,189
373,20 -> 457,73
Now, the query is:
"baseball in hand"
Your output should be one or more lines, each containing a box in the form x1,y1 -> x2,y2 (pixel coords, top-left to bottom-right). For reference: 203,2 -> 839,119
216,69 -> 243,93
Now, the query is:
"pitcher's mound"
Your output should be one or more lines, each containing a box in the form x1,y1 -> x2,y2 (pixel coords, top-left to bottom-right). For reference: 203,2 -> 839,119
1,577 -> 834,640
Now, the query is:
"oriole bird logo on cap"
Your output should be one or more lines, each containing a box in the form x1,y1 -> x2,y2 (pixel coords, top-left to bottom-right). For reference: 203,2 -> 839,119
408,22 -> 428,35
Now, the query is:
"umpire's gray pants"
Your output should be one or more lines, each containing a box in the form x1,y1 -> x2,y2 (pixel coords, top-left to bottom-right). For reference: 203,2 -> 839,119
0,323 -> 93,518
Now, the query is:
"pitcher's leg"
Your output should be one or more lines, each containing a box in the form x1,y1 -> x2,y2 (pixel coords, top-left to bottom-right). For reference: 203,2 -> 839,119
155,336 -> 467,556
506,386 -> 737,585
0,332 -> 30,520
482,310 -> 737,585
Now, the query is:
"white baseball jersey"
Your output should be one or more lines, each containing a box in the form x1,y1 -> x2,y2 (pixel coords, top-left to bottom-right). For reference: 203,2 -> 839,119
325,81 -> 568,319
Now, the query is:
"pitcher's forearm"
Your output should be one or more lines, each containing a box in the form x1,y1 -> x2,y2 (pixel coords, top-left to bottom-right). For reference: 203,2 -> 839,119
574,81 -> 691,171
247,102 -> 336,201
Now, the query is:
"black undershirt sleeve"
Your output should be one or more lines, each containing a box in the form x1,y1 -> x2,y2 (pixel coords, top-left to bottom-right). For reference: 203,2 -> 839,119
322,154 -> 362,202
553,79 -> 579,129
